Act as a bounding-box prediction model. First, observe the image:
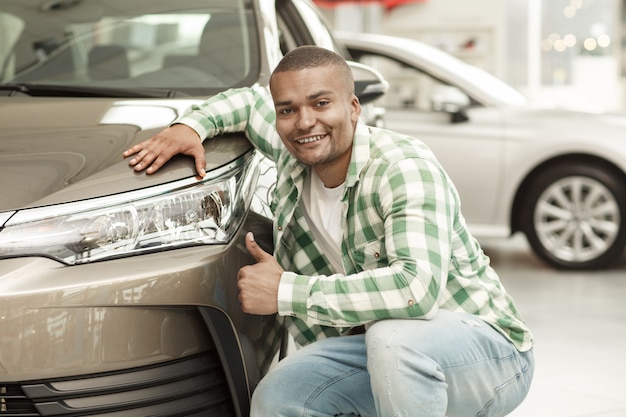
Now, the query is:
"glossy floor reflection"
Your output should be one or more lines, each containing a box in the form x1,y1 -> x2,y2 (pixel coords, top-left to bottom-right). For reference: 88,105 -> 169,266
480,235 -> 626,417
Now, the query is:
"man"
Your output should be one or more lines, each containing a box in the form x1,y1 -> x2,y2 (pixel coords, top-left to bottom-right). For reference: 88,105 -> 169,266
124,46 -> 534,417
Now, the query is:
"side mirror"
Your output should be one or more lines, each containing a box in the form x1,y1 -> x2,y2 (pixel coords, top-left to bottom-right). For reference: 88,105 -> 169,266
431,85 -> 470,123
349,61 -> 389,105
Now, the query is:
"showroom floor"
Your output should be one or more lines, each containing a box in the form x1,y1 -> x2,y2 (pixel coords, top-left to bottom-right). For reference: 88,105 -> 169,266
481,236 -> 626,417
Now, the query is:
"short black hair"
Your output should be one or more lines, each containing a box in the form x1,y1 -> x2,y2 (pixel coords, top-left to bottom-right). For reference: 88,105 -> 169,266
272,46 -> 354,92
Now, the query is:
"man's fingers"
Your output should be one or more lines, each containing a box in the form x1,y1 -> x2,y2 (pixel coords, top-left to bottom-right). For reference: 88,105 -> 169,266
132,150 -> 161,173
245,232 -> 271,262
124,148 -> 143,167
122,143 -> 143,159
193,151 -> 207,178
125,142 -> 159,168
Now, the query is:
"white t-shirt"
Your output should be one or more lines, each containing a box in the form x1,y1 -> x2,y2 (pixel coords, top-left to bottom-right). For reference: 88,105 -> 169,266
301,170 -> 345,274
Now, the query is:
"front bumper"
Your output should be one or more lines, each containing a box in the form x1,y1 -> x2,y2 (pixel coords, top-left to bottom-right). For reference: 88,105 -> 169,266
0,214 -> 276,416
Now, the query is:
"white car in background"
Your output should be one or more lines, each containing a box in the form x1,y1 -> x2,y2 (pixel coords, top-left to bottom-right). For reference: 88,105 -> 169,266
337,30 -> 626,270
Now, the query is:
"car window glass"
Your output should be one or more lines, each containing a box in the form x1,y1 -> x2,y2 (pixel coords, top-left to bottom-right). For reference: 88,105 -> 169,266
0,11 -> 25,80
276,13 -> 297,55
352,52 -> 449,112
2,0 -> 259,91
277,0 -> 349,58
289,0 -> 335,51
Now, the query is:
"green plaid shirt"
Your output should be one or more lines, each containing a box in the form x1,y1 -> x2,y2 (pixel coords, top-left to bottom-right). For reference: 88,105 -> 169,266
178,86 -> 533,372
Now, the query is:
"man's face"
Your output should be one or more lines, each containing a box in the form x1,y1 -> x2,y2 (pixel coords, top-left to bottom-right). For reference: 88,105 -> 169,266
270,66 -> 361,178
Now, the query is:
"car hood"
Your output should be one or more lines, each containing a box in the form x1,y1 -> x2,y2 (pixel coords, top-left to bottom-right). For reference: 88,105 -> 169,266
0,97 -> 252,211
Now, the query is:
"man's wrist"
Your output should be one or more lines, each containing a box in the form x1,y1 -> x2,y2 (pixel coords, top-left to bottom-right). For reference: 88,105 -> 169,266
170,120 -> 207,143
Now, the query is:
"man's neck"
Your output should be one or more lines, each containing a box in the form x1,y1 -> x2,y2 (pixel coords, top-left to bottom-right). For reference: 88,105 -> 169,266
312,148 -> 351,189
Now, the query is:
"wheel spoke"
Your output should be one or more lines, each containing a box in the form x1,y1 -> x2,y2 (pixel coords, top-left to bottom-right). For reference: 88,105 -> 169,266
589,199 -> 619,219
579,222 -> 608,251
550,186 -> 574,210
569,178 -> 585,205
588,218 -> 619,235
571,227 -> 586,257
552,222 -> 576,248
584,184 -> 605,208
537,200 -> 572,221
541,219 -> 569,234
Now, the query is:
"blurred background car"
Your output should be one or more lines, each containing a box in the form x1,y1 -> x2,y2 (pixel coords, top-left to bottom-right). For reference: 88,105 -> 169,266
0,1 -> 385,416
337,30 -> 626,271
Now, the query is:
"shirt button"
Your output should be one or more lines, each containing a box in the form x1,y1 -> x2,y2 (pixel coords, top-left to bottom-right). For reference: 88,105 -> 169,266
374,252 -> 380,259
277,226 -> 283,231
407,300 -> 415,306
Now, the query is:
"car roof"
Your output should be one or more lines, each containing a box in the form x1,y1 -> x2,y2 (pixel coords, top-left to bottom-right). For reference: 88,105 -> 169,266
335,30 -> 526,107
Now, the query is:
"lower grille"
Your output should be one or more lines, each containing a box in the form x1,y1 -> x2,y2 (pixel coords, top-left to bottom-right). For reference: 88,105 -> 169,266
0,384 -> 37,416
0,351 -> 235,416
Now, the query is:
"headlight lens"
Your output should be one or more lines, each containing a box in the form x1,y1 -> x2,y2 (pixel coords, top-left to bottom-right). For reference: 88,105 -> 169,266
0,151 -> 259,265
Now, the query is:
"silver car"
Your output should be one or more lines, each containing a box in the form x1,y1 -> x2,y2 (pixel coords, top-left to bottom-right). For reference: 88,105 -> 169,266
0,2 -> 384,416
338,30 -> 626,271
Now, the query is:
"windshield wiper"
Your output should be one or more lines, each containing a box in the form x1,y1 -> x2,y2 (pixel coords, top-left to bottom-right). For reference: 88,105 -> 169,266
0,83 -> 188,98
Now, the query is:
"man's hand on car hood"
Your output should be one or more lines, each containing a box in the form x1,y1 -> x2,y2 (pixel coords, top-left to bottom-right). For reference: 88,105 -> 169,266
123,123 -> 207,178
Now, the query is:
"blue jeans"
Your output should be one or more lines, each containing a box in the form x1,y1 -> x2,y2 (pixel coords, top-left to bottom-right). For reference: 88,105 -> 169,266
251,310 -> 534,417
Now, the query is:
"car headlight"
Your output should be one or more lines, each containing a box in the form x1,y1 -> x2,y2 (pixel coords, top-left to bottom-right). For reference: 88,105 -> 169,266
0,151 -> 259,265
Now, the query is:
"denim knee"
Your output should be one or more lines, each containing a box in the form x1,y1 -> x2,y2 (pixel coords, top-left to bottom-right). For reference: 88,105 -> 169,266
250,366 -> 300,417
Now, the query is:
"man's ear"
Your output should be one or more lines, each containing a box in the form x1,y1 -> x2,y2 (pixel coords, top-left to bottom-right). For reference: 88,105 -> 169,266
351,94 -> 362,122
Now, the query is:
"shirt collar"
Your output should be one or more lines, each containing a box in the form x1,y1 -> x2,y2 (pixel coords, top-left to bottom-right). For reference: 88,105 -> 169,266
346,121 -> 371,188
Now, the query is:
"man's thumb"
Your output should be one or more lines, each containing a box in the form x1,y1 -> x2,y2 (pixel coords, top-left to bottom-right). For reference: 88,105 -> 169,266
194,154 -> 207,178
245,232 -> 270,262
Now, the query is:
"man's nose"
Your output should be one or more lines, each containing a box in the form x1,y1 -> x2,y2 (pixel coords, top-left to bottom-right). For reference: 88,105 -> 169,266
296,107 -> 315,130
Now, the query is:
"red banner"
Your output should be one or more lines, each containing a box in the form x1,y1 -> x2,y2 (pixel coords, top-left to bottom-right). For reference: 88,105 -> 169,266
313,0 -> 426,10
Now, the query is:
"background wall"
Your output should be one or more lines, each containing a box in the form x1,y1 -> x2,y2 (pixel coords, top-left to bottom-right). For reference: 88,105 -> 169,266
318,0 -> 624,112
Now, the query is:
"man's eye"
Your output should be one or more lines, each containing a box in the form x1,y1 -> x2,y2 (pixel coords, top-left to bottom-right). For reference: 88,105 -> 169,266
316,100 -> 329,107
279,108 -> 293,115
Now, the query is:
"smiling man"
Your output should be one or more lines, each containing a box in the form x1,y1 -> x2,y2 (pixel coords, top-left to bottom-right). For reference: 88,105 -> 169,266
124,46 -> 534,417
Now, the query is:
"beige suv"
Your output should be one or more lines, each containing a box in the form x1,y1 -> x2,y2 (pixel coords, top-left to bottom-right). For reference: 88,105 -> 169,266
0,0 -> 385,415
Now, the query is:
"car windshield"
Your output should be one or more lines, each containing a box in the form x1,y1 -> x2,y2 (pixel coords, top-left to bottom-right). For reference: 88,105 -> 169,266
0,0 -> 259,95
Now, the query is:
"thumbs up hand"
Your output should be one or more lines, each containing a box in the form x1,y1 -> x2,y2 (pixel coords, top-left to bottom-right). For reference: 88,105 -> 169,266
237,232 -> 283,315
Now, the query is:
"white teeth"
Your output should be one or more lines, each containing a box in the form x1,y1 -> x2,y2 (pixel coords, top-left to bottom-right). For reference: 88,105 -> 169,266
297,135 -> 324,144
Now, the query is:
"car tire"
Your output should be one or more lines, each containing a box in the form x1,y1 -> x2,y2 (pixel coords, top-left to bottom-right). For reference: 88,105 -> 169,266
520,161 -> 626,270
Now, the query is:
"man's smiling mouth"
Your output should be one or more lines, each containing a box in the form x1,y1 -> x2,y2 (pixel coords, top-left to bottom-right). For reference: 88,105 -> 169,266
297,134 -> 325,144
